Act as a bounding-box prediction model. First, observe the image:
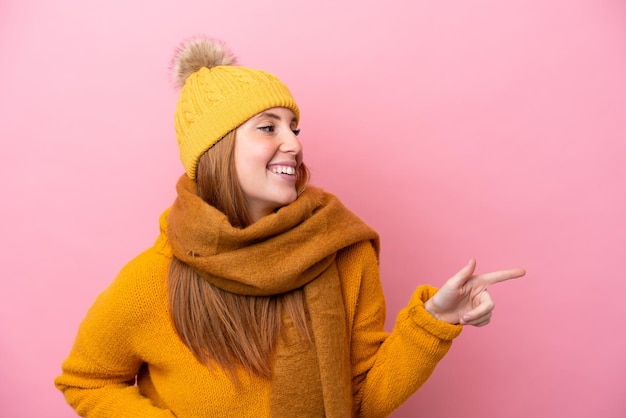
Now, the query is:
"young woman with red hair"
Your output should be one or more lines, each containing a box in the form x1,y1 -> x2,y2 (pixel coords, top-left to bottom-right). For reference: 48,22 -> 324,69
55,37 -> 525,417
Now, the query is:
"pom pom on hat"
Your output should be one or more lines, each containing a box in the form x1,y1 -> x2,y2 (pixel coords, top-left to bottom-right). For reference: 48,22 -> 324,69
171,36 -> 238,89
172,35 -> 300,179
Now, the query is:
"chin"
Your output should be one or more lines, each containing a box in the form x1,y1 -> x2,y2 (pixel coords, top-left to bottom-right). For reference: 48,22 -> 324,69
274,191 -> 299,209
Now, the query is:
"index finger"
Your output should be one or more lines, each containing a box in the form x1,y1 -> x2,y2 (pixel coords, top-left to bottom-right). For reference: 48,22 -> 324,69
479,268 -> 526,286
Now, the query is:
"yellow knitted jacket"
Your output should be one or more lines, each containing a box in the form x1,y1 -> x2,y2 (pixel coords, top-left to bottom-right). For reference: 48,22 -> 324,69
56,204 -> 462,418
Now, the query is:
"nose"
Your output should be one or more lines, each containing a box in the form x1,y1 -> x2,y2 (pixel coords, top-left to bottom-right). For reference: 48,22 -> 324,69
279,129 -> 303,154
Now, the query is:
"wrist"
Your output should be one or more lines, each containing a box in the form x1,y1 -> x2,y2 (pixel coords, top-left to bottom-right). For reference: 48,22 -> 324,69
406,287 -> 464,340
424,298 -> 441,321
424,297 -> 462,325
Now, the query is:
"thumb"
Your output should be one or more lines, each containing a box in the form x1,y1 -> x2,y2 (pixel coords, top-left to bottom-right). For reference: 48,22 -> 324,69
447,259 -> 476,288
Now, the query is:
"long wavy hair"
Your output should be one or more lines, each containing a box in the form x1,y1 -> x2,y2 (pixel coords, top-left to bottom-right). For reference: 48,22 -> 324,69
168,130 -> 311,378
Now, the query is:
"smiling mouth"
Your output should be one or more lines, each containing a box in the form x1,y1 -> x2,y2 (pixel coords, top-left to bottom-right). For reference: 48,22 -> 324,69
269,165 -> 296,175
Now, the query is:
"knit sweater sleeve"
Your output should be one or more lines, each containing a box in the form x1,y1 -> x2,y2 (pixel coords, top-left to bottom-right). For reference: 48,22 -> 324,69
54,249 -> 175,418
339,242 -> 463,418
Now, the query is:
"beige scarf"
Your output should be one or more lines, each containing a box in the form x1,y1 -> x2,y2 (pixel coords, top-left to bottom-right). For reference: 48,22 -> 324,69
167,175 -> 379,417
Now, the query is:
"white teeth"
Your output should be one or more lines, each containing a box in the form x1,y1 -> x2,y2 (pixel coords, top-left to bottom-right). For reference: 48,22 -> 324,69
270,166 -> 296,175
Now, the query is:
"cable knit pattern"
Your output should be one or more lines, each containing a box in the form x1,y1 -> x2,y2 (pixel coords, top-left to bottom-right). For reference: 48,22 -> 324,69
174,65 -> 299,179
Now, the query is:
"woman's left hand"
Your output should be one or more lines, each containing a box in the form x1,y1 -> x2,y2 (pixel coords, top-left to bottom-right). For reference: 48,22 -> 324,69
424,259 -> 525,326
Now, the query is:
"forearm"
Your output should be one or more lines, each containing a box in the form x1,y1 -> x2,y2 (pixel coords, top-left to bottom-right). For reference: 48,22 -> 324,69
354,285 -> 462,418
57,381 -> 175,418
55,259 -> 174,417
55,342 -> 174,418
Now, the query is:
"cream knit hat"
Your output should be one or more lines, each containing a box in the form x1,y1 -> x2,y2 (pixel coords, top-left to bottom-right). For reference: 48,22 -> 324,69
171,36 -> 300,179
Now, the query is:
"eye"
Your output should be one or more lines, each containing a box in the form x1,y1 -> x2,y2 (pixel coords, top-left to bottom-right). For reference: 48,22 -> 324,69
258,125 -> 275,133
292,128 -> 301,136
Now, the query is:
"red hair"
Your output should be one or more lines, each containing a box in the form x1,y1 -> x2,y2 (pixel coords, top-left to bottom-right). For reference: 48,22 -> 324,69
168,131 -> 311,378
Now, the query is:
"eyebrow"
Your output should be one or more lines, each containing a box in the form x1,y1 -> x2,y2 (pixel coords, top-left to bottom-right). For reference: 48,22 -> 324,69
255,111 -> 297,123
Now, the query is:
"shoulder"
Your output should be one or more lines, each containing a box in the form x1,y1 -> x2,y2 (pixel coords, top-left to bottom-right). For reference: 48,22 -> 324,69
104,209 -> 173,309
336,241 -> 384,327
337,240 -> 379,275
117,245 -> 171,285
90,246 -> 171,321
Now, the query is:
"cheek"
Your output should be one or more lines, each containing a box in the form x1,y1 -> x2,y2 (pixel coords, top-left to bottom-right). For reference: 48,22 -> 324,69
234,134 -> 278,174
234,146 -> 270,186
244,143 -> 275,167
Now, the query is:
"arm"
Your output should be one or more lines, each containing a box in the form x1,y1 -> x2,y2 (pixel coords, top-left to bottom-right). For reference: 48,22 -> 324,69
342,242 -> 462,417
344,244 -> 525,417
54,253 -> 175,418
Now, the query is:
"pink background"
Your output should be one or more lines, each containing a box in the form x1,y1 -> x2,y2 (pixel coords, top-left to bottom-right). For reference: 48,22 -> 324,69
1,0 -> 625,417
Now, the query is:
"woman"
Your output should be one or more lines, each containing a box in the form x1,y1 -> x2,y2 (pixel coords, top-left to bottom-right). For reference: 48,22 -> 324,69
55,36 -> 525,417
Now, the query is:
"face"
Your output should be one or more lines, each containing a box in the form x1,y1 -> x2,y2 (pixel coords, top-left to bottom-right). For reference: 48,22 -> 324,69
234,107 -> 303,222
